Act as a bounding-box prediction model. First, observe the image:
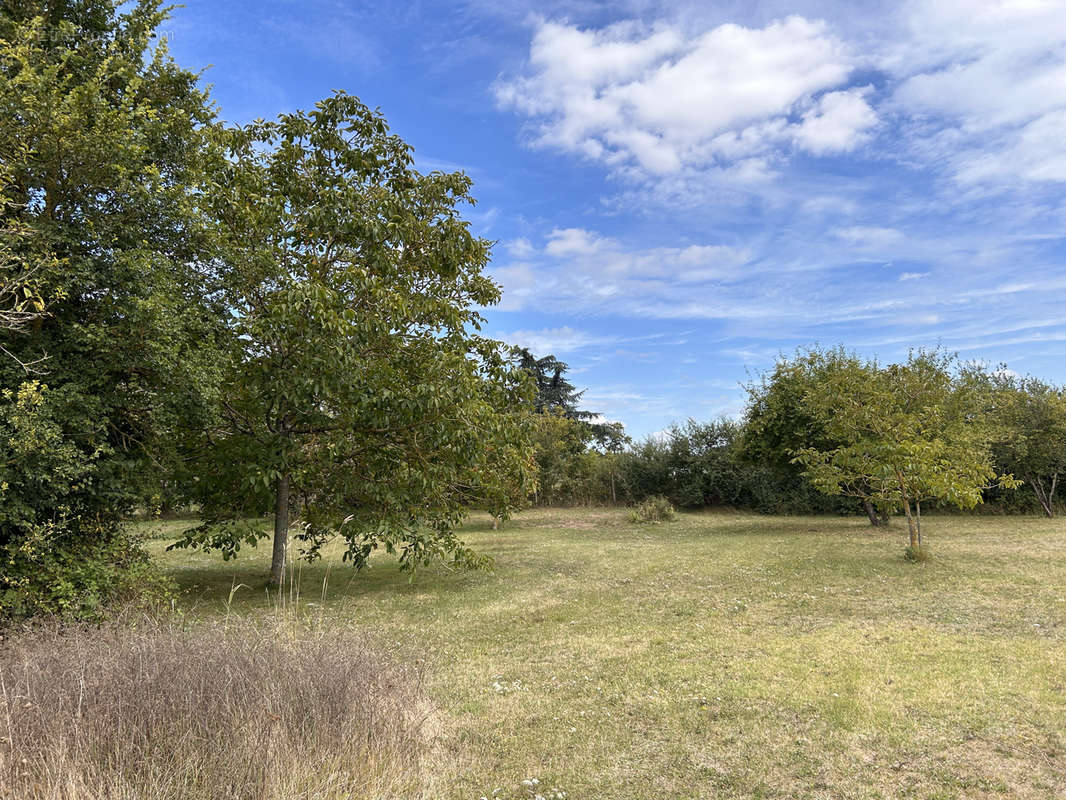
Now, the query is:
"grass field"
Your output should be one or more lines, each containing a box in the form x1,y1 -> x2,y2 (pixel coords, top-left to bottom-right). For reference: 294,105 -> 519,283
144,510 -> 1066,800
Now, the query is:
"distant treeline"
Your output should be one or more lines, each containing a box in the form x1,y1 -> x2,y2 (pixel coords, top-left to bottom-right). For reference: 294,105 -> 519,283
525,348 -> 1065,519
532,416 -> 1056,516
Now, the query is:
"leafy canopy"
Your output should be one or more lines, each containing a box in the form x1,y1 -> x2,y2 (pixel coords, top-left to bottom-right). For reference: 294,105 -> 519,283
0,0 -> 221,614
173,93 -> 535,579
791,349 -> 1019,547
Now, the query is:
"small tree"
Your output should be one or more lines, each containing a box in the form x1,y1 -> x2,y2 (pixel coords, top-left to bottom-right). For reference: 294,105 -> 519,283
792,349 -> 1018,553
175,93 -> 534,585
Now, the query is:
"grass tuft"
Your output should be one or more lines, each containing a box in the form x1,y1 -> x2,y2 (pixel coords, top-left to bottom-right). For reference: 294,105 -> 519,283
904,543 -> 931,562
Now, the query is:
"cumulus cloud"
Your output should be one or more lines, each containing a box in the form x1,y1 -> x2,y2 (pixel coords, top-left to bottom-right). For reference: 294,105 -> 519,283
792,87 -> 878,154
496,16 -> 876,177
505,237 -> 536,258
487,2 -> 1066,392
498,3 -> 1066,197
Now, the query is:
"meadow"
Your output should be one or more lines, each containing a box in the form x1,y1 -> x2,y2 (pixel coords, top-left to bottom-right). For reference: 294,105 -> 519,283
137,509 -> 1066,800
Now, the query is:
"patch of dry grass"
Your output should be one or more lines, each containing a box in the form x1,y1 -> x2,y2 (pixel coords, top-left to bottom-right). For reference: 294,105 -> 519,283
147,509 -> 1066,799
0,617 -> 429,800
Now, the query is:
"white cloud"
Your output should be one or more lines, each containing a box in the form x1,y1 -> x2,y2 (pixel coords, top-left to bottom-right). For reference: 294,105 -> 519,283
498,3 -> 1066,200
494,228 -> 753,302
506,237 -> 536,258
545,227 -> 610,257
834,225 -> 905,248
954,110 -> 1066,184
485,3 -> 1066,394
889,0 -> 1066,187
792,87 -> 878,154
499,325 -> 608,354
496,16 -> 872,177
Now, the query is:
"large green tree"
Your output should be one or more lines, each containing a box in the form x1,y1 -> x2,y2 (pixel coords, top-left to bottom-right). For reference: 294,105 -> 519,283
792,349 -> 1018,553
0,1 -> 221,614
742,347 -> 885,525
516,348 -> 592,419
173,94 -> 535,585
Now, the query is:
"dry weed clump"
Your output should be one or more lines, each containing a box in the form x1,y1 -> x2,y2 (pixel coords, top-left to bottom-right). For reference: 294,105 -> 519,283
0,618 -> 429,799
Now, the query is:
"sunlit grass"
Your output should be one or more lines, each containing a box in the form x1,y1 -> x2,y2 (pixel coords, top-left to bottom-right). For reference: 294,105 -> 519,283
144,509 -> 1066,799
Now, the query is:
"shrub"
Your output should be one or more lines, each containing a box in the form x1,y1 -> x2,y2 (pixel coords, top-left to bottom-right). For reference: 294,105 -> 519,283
904,545 -> 931,563
0,381 -> 174,620
628,495 -> 676,524
0,524 -> 171,619
0,620 -> 429,799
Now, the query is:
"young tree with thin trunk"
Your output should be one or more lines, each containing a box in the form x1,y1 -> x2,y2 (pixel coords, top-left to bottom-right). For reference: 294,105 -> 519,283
172,93 -> 534,586
792,349 -> 1019,555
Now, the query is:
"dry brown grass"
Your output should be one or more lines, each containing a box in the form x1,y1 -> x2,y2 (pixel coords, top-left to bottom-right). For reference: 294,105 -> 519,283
0,618 -> 429,800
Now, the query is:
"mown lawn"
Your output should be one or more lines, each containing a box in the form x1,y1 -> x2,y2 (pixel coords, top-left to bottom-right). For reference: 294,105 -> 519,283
143,510 -> 1066,800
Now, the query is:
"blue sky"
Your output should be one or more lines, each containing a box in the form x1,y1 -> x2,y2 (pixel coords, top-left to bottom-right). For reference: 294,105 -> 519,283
166,0 -> 1066,439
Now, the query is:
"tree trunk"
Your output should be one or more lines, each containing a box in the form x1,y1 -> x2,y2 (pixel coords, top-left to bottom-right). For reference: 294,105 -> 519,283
1031,475 -> 1056,518
269,472 -> 291,587
915,500 -> 922,548
901,497 -> 919,549
862,500 -> 880,527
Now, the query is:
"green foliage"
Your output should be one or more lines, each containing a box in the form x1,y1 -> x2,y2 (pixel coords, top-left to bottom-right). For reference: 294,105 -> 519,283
969,369 -> 1066,517
516,349 -> 630,506
741,347 -> 890,520
627,495 -> 675,524
617,418 -> 847,514
0,522 -> 171,618
516,349 -> 591,418
0,163 -> 57,362
530,412 -> 596,505
0,2 -> 220,615
173,93 -> 536,580
0,380 -> 173,617
790,348 -> 1020,548
741,348 -> 849,472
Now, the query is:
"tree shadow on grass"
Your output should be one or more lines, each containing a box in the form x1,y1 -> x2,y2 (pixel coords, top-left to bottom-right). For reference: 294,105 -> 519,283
164,537 -> 519,617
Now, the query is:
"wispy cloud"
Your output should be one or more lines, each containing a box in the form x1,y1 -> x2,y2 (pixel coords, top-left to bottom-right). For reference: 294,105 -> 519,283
887,0 -> 1066,188
497,325 -> 613,354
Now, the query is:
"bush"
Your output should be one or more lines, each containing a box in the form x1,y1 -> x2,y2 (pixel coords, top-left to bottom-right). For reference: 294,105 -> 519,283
616,419 -> 857,515
0,620 -> 428,799
0,381 -> 176,620
904,545 -> 931,563
0,523 -> 171,620
628,495 -> 676,524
